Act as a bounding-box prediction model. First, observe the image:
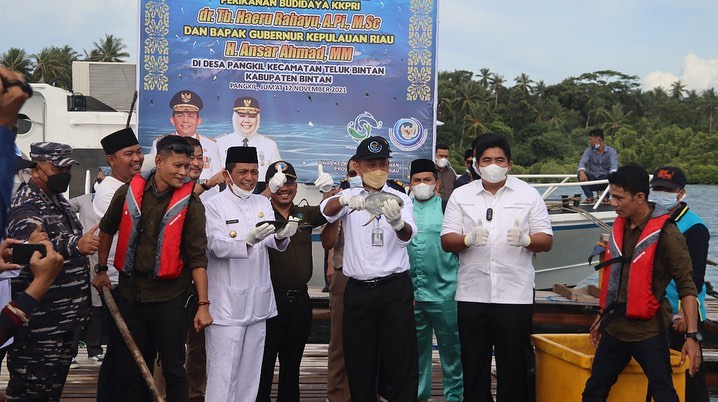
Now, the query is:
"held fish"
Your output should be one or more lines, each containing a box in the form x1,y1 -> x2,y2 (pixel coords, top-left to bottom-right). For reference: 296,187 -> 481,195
362,191 -> 404,226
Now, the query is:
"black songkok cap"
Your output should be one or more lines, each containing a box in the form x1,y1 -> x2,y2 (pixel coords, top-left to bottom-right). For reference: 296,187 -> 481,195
226,146 -> 258,164
101,127 -> 139,155
410,158 -> 437,177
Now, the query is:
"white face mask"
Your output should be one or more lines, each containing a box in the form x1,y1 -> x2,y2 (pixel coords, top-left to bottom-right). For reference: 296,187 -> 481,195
228,175 -> 253,199
436,157 -> 449,168
348,175 -> 363,188
479,164 -> 509,184
593,143 -> 601,150
649,190 -> 680,210
411,183 -> 435,200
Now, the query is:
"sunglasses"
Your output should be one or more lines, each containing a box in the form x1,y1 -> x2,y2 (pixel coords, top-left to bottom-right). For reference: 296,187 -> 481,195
158,142 -> 194,156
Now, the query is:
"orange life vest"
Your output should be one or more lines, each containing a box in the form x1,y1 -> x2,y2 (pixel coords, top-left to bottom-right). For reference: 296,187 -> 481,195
599,209 -> 671,320
114,170 -> 194,279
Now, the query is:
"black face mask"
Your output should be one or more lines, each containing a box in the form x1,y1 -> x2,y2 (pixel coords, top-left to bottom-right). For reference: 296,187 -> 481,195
46,172 -> 72,194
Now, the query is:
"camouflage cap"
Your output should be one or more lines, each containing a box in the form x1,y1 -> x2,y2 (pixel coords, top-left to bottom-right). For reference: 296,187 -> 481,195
30,142 -> 79,167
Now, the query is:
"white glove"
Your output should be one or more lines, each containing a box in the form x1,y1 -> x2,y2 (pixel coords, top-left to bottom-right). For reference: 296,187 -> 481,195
314,164 -> 334,193
507,219 -> 531,247
275,218 -> 299,240
339,194 -> 365,211
381,198 -> 404,231
268,171 -> 287,193
464,219 -> 489,247
246,223 -> 275,246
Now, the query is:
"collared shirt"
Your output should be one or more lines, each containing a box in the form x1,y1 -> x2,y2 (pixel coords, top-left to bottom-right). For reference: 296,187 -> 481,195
7,180 -> 90,334
268,204 -> 327,289
604,209 -> 697,342
577,145 -> 618,178
441,176 -> 553,304
216,132 -> 281,180
92,175 -> 125,285
437,165 -> 457,200
99,174 -> 208,303
408,195 -> 459,302
204,190 -> 288,326
320,185 -> 416,281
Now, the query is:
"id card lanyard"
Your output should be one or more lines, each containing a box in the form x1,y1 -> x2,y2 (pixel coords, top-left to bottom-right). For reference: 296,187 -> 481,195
372,215 -> 384,246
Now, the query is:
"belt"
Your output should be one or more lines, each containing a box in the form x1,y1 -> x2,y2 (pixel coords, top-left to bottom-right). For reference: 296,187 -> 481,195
349,271 -> 408,289
121,269 -> 154,278
274,287 -> 308,299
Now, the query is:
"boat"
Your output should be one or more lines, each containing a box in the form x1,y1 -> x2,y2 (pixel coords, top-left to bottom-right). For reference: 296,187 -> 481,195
16,83 -> 615,290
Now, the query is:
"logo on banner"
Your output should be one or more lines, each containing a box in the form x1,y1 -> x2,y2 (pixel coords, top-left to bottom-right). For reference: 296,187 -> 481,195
346,112 -> 383,144
389,118 -> 427,151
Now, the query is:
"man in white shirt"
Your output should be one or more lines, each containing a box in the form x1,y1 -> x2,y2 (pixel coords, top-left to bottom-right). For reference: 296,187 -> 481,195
441,133 -> 553,402
320,136 -> 418,401
93,127 -> 144,402
216,96 -> 281,189
148,90 -> 223,184
203,146 -> 298,402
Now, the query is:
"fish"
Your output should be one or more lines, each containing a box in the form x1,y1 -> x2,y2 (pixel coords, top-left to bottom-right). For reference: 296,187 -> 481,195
362,191 -> 404,226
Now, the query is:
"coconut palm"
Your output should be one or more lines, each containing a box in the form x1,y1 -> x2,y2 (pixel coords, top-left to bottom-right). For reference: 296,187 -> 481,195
478,67 -> 491,89
514,73 -> 533,96
600,104 -> 633,135
700,88 -> 718,132
463,103 -> 492,140
670,80 -> 686,100
31,47 -> 71,86
87,34 -> 130,62
489,73 -> 505,109
1,47 -> 33,77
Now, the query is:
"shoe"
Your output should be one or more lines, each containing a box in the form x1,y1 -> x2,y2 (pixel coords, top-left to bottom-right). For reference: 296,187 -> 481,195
70,358 -> 80,369
88,354 -> 104,365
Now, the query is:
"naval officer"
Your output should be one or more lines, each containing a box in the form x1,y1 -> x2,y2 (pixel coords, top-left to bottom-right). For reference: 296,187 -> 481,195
204,146 -> 298,402
320,136 -> 418,401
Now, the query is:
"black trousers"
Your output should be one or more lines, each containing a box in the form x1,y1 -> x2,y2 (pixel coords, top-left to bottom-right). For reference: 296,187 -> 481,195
97,287 -> 120,402
668,322 -> 709,402
583,332 -> 678,402
343,273 -> 418,402
458,302 -> 534,402
115,291 -> 191,402
257,288 -> 313,401
85,306 -> 105,357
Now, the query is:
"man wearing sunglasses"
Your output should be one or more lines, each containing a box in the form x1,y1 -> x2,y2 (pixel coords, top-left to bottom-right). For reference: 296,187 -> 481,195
94,135 -> 212,402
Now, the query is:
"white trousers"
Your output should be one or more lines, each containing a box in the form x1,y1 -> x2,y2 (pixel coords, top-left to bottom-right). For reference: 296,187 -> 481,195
205,322 -> 267,402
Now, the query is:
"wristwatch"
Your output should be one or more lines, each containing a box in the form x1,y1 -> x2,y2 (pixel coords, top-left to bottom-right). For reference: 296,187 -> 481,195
200,182 -> 212,191
685,332 -> 703,343
94,264 -> 109,274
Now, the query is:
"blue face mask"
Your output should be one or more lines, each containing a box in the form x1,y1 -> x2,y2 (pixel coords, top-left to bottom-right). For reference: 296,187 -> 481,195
348,175 -> 363,188
649,190 -> 679,210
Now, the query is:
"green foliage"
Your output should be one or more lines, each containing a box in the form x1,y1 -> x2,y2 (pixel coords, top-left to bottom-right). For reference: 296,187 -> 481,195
437,68 -> 718,183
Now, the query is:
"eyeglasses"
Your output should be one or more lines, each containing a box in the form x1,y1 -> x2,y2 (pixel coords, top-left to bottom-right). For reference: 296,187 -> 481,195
158,142 -> 194,156
347,170 -> 357,177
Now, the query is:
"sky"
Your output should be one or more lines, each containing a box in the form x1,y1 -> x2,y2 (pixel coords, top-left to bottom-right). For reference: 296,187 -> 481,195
1,0 -> 717,92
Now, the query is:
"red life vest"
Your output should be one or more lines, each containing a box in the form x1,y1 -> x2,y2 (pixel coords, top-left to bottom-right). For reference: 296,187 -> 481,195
114,170 -> 194,279
599,209 -> 671,320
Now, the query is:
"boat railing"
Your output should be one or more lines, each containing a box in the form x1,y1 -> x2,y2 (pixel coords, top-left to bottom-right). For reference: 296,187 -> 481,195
511,174 -> 610,210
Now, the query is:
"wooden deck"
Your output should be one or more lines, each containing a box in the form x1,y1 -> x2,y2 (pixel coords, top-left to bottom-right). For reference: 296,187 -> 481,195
0,344 -> 467,401
4,287 -> 718,400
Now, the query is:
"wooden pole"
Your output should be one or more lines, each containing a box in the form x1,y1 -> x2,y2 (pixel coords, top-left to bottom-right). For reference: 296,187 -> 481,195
101,287 -> 166,402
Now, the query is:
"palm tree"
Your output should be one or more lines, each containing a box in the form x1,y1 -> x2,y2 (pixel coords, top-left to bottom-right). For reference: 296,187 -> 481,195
670,80 -> 686,100
478,68 -> 491,89
463,103 -> 492,140
452,81 -> 492,149
600,104 -> 633,135
31,47 -> 70,86
700,88 -> 718,132
514,73 -> 533,96
87,34 -> 130,62
489,73 -> 505,109
1,48 -> 33,77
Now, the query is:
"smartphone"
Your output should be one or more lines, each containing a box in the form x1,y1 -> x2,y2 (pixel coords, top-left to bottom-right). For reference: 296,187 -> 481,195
12,243 -> 47,265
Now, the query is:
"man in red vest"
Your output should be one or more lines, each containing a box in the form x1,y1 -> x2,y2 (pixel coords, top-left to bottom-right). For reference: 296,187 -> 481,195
582,163 -> 700,402
94,135 -> 213,402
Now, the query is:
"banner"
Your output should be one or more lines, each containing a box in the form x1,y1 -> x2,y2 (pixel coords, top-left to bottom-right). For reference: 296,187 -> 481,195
138,0 -> 438,182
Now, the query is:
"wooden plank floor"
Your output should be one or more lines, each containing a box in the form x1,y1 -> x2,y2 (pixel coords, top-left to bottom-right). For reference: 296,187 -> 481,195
0,344 -> 476,401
